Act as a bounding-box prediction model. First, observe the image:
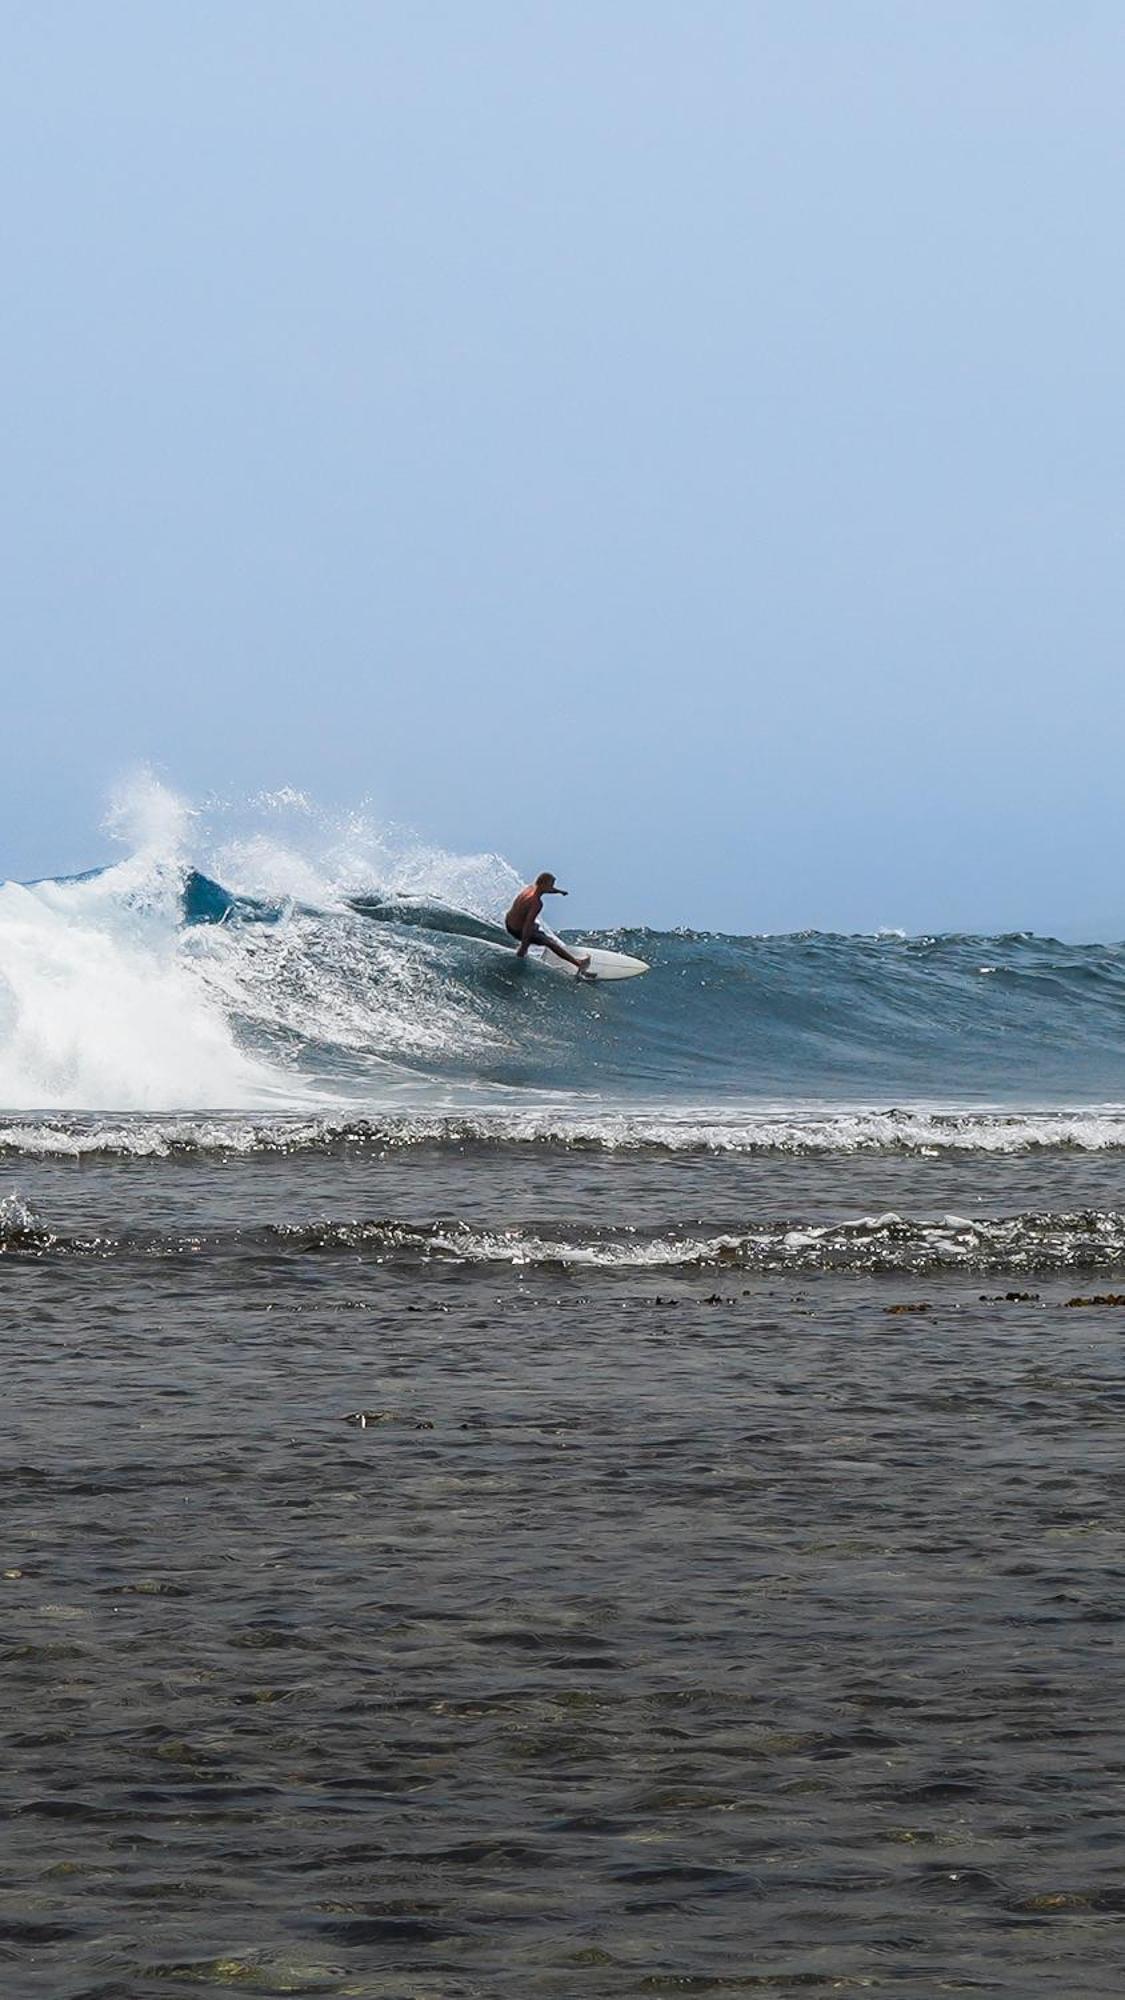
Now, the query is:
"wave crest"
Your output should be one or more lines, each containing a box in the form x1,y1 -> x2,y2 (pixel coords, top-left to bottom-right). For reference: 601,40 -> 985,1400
3,1107 -> 1125,1160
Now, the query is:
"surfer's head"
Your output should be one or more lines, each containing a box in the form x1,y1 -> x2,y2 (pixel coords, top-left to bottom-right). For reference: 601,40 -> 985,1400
536,872 -> 567,895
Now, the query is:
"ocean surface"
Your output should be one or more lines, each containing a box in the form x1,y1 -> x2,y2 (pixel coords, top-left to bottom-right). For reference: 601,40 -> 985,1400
6,814 -> 1125,1996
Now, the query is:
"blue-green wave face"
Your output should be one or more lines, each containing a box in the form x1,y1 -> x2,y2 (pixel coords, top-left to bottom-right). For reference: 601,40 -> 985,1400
2,847 -> 1125,1124
174,871 -> 1125,1104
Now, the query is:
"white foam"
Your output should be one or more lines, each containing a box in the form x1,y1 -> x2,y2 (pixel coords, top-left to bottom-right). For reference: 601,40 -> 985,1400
3,1103 -> 1125,1156
185,909 -> 507,1068
0,869 -> 280,1111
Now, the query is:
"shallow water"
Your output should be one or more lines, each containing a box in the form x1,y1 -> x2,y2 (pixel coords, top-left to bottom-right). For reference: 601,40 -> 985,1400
6,1139 -> 1125,1996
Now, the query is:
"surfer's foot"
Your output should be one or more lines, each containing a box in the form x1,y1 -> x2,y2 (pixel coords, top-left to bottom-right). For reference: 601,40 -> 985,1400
576,954 -> 594,978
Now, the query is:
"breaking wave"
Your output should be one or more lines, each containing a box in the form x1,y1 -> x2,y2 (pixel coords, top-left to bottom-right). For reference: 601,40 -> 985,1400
4,778 -> 1125,1120
4,1107 -> 1125,1159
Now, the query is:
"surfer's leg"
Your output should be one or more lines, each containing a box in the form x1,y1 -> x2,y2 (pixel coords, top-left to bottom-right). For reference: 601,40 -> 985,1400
541,936 -> 592,973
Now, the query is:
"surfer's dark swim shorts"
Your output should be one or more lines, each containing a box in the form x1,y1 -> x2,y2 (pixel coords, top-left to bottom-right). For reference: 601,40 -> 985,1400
506,923 -> 548,947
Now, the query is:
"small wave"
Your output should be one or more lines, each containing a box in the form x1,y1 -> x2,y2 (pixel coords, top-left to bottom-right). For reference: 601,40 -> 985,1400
4,1107 -> 1125,1160
266,1209 -> 1125,1273
11,1203 -> 1125,1274
0,1192 -> 112,1255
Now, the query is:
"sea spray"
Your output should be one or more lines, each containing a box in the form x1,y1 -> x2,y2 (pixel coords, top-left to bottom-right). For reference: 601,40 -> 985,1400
199,784 -> 521,918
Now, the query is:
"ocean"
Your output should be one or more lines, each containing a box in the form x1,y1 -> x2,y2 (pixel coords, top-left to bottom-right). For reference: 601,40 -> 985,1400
5,813 -> 1125,1997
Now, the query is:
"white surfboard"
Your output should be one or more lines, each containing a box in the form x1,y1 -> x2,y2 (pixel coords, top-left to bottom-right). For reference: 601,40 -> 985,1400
533,924 -> 649,981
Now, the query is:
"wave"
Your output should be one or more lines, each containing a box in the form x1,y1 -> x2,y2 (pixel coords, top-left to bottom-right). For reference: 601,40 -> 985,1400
5,1106 -> 1125,1158
267,1209 -> 1125,1273
4,781 -> 1125,1113
9,1194 -> 1125,1274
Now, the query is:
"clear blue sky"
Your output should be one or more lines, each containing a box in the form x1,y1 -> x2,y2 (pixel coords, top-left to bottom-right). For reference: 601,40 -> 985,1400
3,2 -> 1124,935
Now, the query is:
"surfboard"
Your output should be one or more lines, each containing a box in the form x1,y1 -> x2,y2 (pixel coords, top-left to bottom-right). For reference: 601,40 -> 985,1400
533,925 -> 649,981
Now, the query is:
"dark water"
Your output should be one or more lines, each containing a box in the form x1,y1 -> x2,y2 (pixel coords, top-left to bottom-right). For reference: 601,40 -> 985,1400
6,1137 -> 1125,1997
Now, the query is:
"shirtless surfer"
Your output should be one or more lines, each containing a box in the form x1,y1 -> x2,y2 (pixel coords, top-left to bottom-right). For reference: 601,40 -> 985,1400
505,873 -> 592,974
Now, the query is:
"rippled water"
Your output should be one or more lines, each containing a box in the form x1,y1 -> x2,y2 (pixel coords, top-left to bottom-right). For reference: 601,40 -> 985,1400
7,1138 -> 1125,1996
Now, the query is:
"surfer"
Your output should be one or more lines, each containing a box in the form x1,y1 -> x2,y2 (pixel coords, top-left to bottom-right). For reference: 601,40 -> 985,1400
505,874 -> 592,973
